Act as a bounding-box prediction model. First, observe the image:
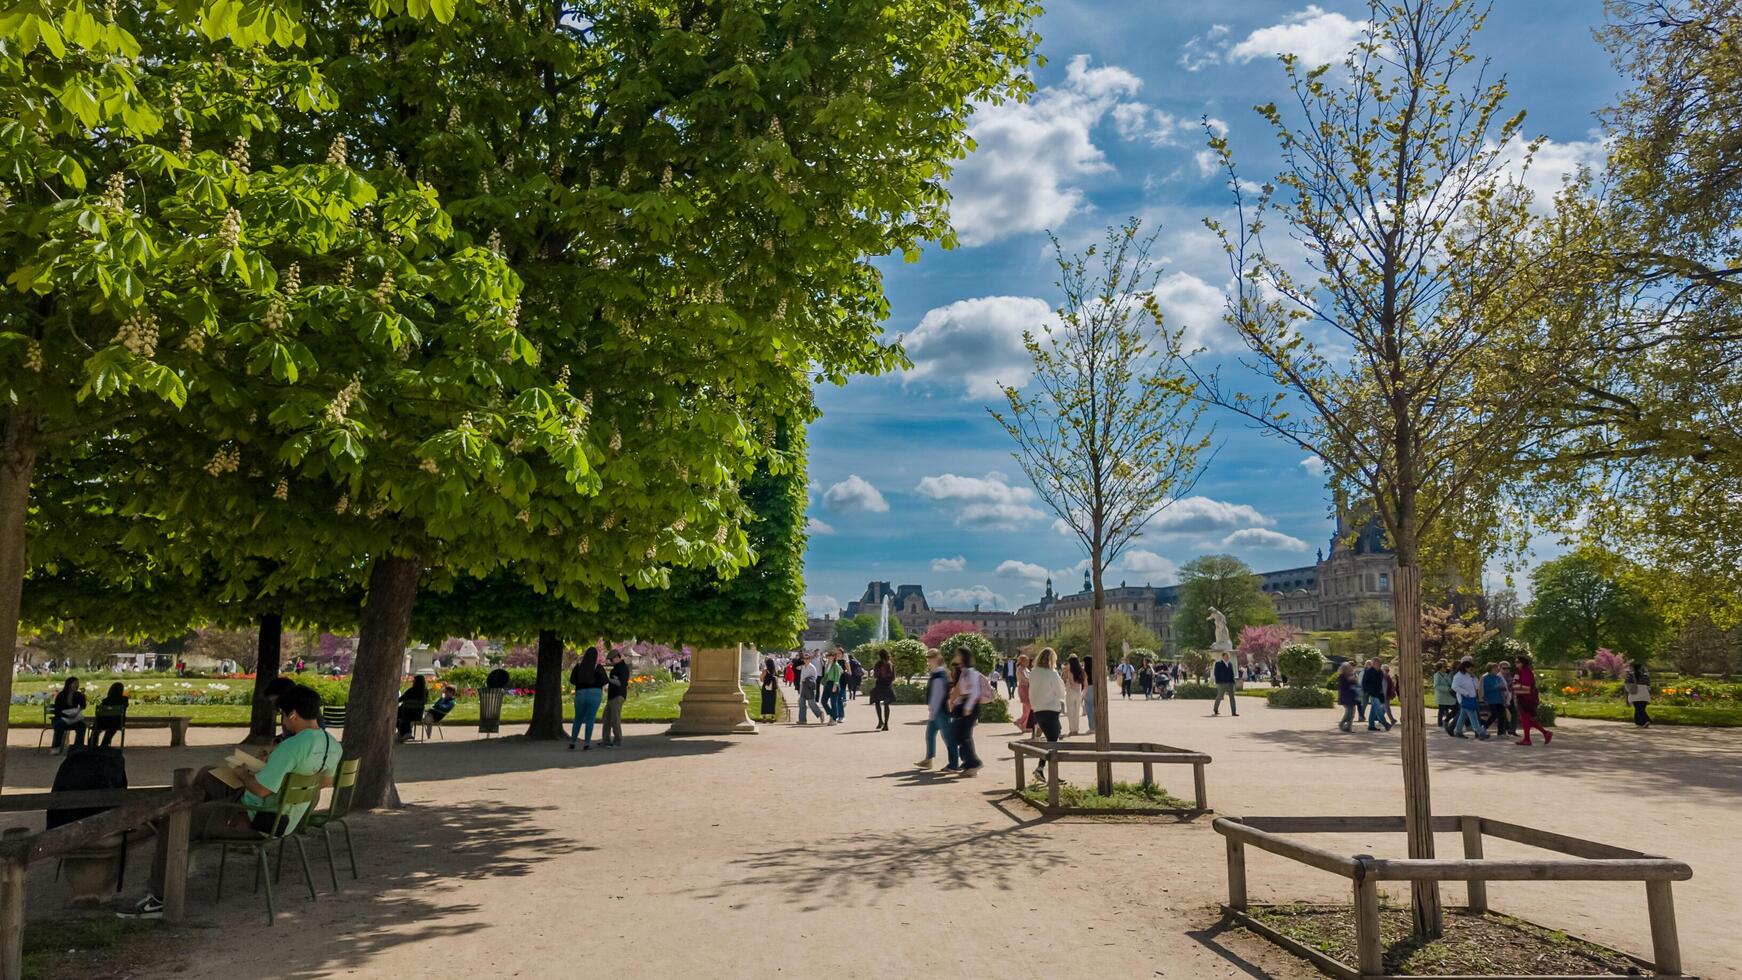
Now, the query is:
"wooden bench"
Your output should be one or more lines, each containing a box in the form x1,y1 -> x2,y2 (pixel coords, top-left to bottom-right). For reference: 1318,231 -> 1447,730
124,716 -> 193,747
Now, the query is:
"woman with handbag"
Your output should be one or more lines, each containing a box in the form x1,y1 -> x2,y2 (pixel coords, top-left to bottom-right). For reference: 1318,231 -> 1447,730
1624,662 -> 1652,728
868,649 -> 896,731
1512,655 -> 1552,745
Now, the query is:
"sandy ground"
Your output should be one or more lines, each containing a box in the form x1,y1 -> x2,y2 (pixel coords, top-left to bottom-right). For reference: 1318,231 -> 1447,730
4,689 -> 1738,979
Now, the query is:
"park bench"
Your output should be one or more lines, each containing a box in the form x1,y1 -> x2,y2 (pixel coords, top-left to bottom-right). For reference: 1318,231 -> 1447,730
123,716 -> 193,747
0,769 -> 201,980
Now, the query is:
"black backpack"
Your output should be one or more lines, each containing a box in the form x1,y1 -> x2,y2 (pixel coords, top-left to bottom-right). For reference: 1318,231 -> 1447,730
47,747 -> 129,829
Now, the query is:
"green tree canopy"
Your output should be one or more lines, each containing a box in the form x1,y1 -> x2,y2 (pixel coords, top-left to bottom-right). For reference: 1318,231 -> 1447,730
1521,549 -> 1662,664
833,611 -> 902,650
1173,554 -> 1277,650
1044,609 -> 1159,663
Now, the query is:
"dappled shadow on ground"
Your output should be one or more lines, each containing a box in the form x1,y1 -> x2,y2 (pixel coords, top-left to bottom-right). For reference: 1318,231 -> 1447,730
686,817 -> 1070,913
65,800 -> 584,979
1246,719 -> 1742,802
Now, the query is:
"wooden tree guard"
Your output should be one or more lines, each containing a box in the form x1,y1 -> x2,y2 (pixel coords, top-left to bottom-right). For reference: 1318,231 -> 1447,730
1213,815 -> 1693,979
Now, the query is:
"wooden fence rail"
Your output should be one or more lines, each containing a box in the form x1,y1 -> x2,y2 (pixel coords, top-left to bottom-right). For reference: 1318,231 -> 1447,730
1211,814 -> 1692,979
1007,739 -> 1211,811
0,769 -> 199,980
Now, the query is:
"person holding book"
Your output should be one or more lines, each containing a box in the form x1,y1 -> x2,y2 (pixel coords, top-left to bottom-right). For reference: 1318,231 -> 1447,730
122,685 -> 340,919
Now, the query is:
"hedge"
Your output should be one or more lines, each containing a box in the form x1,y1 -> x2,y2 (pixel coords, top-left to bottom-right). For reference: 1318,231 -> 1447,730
1269,686 -> 1334,708
1175,682 -> 1217,700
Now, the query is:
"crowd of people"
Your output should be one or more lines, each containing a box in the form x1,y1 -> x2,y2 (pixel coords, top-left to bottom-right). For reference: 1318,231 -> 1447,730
1334,653 -> 1559,745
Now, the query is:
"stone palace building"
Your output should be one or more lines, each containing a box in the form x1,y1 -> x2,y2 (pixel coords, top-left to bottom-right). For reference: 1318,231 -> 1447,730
812,511 -> 1401,653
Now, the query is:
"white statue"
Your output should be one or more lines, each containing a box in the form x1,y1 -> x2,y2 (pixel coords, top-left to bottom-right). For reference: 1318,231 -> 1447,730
1208,607 -> 1233,651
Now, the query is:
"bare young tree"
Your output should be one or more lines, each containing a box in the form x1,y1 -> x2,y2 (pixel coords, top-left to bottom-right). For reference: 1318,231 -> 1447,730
1194,0 -> 1575,937
993,219 -> 1212,795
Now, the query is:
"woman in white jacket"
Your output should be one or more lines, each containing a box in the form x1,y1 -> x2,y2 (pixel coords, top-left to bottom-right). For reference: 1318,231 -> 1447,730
1026,648 -> 1067,781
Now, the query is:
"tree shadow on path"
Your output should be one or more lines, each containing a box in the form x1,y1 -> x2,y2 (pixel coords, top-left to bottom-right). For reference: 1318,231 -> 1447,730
685,819 -> 1070,912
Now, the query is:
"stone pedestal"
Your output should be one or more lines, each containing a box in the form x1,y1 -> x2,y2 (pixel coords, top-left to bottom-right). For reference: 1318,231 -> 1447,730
667,645 -> 757,736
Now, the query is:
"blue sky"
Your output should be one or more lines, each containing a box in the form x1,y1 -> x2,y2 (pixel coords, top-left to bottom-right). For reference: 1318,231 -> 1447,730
801,1 -> 1620,618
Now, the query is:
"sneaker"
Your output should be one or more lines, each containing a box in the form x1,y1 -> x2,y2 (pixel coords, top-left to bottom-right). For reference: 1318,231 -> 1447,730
916,758 -> 934,769
1032,768 -> 1046,781
567,742 -> 576,750
943,763 -> 961,772
117,895 -> 163,920
960,765 -> 982,777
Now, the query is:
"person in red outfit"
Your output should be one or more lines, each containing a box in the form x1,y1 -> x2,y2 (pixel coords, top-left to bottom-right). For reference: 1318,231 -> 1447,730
1512,655 -> 1553,746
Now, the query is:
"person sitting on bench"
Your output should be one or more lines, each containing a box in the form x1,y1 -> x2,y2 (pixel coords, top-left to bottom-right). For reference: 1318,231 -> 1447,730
396,676 -> 428,741
121,685 -> 341,919
50,676 -> 88,754
93,682 -> 129,747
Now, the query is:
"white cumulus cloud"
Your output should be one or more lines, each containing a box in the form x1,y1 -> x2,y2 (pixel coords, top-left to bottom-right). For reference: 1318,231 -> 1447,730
933,585 -> 1009,610
1121,549 -> 1181,583
1300,456 -> 1327,477
904,295 -> 1053,399
996,559 -> 1051,586
1229,6 -> 1368,67
1153,271 -> 1234,352
1179,24 -> 1231,72
915,472 -> 1045,530
805,517 -> 835,535
1220,527 -> 1311,551
804,595 -> 842,618
1491,133 -> 1607,212
948,55 -> 1143,246
931,555 -> 967,573
823,474 -> 889,514
1146,496 -> 1276,537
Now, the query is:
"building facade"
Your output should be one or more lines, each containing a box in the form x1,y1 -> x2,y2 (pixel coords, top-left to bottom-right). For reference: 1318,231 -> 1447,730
818,512 -> 1402,652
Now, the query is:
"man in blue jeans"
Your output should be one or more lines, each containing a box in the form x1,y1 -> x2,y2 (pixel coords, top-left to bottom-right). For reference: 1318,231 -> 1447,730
1450,660 -> 1488,739
1361,659 -> 1391,731
916,652 -> 959,770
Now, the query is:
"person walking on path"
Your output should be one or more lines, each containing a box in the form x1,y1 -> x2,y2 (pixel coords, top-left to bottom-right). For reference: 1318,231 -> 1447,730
1336,662 -> 1361,732
1212,652 -> 1239,717
601,649 -> 630,747
1015,653 -> 1033,733
1119,659 -> 1135,699
1026,648 -> 1066,780
916,651 -> 959,770
1064,655 -> 1086,736
869,649 -> 896,731
823,651 -> 846,725
1432,661 -> 1457,734
50,676 -> 87,753
798,652 -> 826,724
1481,662 -> 1509,736
1003,657 -> 1019,699
1450,660 -> 1488,739
848,654 -> 866,701
568,649 -> 608,750
1360,659 -> 1390,731
1625,662 -> 1652,727
1382,664 -> 1400,727
1497,662 -> 1518,737
1138,660 -> 1155,700
949,648 -> 985,776
1512,655 -> 1553,745
759,658 -> 780,721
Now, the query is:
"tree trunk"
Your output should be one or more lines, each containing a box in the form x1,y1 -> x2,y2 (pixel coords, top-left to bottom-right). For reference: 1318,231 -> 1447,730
1090,559 -> 1112,794
1392,560 -> 1442,937
527,628 -> 565,739
344,554 -> 420,810
0,409 -> 39,794
244,612 -> 284,745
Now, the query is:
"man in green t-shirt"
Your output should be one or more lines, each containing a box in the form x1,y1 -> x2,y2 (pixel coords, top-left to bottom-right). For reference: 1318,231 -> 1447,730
122,686 -> 342,919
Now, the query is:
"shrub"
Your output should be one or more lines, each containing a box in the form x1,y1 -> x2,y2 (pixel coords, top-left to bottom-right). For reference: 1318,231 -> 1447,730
888,681 -> 930,704
888,638 -> 930,679
1535,702 -> 1557,727
1175,682 -> 1217,699
440,666 -> 539,691
939,631 -> 998,675
1181,648 -> 1213,678
1269,686 -> 1334,708
1468,635 -> 1531,668
1125,647 -> 1156,666
1278,644 -> 1328,688
979,698 -> 1012,723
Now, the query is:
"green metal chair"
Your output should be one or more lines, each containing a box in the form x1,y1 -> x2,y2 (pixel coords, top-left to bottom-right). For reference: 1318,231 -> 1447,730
196,771 -> 324,925
301,759 -> 360,891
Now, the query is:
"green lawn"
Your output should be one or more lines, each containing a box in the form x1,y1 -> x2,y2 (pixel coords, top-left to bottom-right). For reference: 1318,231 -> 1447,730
11,682 -> 698,727
1230,687 -> 1742,727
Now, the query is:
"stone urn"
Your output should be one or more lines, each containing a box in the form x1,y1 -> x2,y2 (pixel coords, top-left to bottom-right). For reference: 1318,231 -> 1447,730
61,832 -> 127,907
